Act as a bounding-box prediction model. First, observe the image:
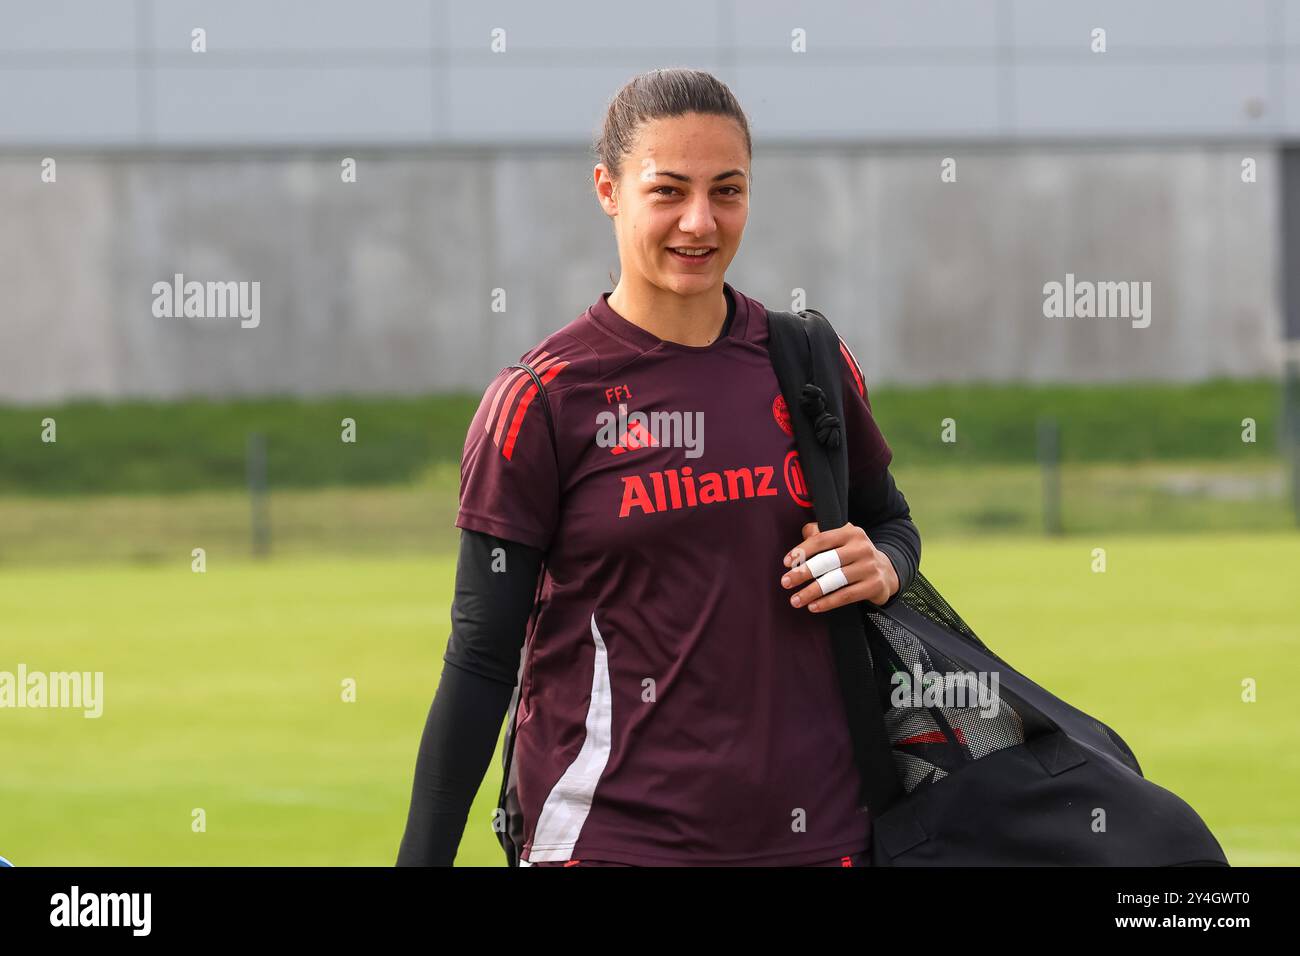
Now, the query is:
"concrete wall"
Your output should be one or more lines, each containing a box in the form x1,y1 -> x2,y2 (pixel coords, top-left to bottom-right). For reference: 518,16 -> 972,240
0,144 -> 1283,402
3,0 -> 1300,146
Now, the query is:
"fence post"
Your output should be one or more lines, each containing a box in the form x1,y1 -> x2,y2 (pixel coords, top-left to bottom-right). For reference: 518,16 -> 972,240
1037,415 -> 1062,536
1285,350 -> 1300,528
247,431 -> 271,557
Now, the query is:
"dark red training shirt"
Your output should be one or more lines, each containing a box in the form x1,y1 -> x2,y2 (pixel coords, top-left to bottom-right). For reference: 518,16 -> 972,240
455,282 -> 893,865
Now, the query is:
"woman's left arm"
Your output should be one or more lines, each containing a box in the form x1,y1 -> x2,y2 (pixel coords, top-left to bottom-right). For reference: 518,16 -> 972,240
846,465 -> 921,607
779,332 -> 920,612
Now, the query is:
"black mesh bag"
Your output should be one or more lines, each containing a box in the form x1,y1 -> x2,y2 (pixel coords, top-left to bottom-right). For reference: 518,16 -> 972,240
766,306 -> 1229,866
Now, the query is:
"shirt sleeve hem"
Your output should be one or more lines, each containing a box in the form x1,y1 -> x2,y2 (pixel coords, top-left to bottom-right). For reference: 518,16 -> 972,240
455,511 -> 551,553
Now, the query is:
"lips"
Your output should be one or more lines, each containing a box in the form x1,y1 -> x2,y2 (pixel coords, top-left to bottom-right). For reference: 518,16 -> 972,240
668,247 -> 717,264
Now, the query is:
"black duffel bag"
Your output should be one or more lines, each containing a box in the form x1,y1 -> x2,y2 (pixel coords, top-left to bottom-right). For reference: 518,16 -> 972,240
765,305 -> 1229,867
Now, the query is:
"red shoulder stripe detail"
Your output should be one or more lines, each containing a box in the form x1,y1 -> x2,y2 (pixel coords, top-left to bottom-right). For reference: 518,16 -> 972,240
485,350 -> 557,436
488,356 -> 559,450
485,368 -> 527,436
838,338 -> 864,397
502,360 -> 568,460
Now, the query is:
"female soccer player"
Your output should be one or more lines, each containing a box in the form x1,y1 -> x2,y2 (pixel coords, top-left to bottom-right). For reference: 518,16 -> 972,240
397,68 -> 920,867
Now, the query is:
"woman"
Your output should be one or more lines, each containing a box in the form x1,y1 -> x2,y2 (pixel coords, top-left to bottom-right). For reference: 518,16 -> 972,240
397,68 -> 920,867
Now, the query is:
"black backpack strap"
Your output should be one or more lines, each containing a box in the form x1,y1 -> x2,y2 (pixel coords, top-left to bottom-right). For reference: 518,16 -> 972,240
766,307 -> 904,817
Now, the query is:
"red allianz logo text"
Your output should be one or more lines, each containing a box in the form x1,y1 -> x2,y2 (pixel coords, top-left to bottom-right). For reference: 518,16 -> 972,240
618,451 -> 811,516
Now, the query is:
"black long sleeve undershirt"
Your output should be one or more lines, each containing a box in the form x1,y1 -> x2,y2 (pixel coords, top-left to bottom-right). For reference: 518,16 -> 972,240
395,531 -> 543,866
396,468 -> 921,866
848,465 -> 922,609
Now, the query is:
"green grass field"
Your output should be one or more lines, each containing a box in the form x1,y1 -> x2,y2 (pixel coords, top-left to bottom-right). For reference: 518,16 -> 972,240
1,531 -> 1295,866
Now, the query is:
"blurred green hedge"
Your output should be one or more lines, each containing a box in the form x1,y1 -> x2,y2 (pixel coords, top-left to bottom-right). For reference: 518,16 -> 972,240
0,378 -> 1284,495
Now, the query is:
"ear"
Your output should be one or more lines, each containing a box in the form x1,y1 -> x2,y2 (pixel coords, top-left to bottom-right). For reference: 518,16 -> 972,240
593,165 -> 619,216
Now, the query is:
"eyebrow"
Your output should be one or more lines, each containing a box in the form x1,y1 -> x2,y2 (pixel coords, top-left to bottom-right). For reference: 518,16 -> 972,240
655,169 -> 747,184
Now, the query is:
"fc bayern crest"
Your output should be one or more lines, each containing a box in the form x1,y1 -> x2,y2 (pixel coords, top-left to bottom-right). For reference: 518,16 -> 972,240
771,393 -> 793,436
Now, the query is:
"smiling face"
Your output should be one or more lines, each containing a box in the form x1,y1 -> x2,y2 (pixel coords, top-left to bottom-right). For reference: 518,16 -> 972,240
594,111 -> 750,297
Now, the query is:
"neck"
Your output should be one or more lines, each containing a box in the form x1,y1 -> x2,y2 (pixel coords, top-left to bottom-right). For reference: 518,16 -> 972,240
607,275 -> 729,347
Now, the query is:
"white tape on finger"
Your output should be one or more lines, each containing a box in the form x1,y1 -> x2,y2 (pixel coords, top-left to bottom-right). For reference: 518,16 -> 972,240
815,567 -> 848,596
805,547 -> 842,578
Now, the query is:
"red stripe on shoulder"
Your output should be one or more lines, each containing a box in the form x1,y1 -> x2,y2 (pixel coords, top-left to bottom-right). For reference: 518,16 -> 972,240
486,351 -> 554,444
838,337 -> 865,397
485,368 -> 527,436
498,357 -> 569,460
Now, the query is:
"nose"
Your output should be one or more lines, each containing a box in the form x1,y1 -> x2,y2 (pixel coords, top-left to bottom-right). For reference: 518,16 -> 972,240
677,191 -> 717,238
